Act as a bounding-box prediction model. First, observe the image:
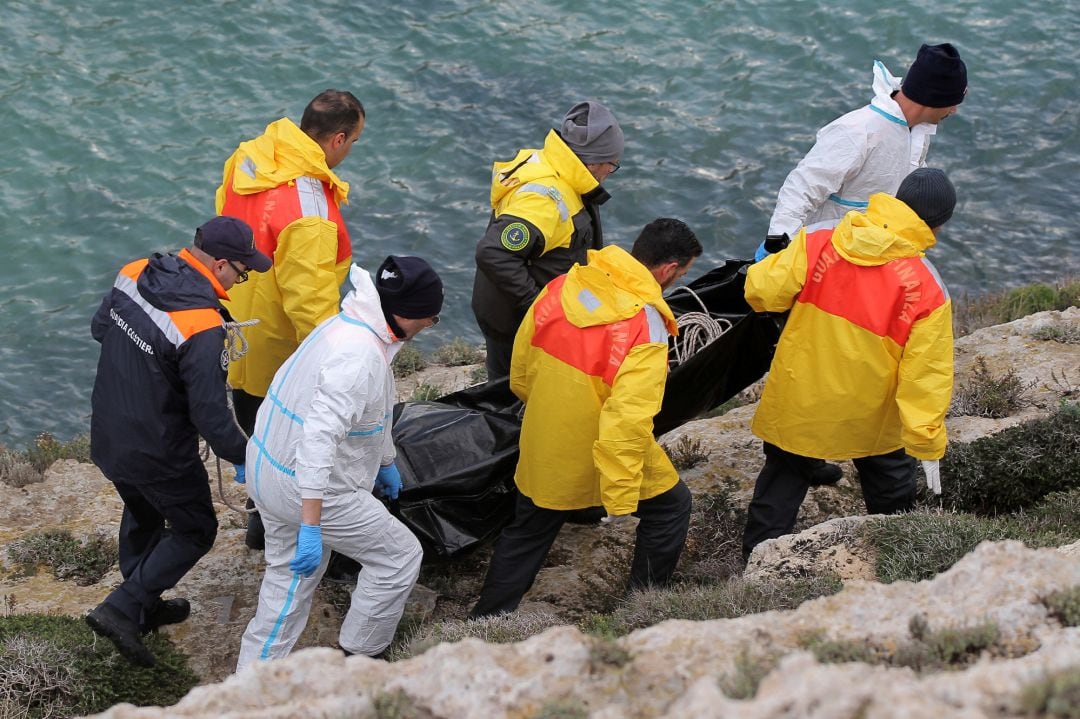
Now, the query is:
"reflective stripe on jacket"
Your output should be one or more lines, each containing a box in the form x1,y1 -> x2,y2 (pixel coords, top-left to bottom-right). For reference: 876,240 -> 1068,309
217,118 -> 352,396
510,245 -> 679,514
767,60 -> 937,237
90,249 -> 248,482
749,193 -> 953,461
471,130 -> 608,340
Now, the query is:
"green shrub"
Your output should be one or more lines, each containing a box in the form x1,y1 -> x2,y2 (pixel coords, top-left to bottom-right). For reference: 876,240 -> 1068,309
532,700 -> 588,719
949,356 -> 1032,418
411,383 -> 445,401
392,344 -> 427,378
661,435 -> 711,471
1032,323 -> 1080,345
1017,666 -> 1080,718
468,366 -> 488,385
720,650 -> 778,700
953,278 -> 1080,337
675,487 -> 746,585
0,433 -> 91,487
800,616 -> 1000,673
432,338 -> 485,366
391,611 -> 563,661
939,405 -> 1080,515
0,614 -> 198,717
7,530 -> 118,586
580,573 -> 842,638
865,493 -> 1080,584
1042,586 -> 1080,627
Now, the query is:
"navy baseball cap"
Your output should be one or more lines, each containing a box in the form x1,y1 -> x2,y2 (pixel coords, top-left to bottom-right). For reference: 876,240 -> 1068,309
194,216 -> 272,272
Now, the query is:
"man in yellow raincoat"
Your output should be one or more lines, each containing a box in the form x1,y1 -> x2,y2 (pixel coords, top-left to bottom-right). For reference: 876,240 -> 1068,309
742,168 -> 957,560
216,89 -> 365,549
469,218 -> 702,618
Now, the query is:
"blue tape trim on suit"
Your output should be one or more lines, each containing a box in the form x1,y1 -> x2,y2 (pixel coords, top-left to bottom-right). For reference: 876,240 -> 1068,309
261,572 -> 302,660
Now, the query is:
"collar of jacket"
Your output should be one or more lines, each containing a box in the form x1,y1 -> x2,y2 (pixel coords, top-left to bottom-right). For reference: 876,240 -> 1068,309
225,117 -> 350,206
562,245 -> 677,334
543,129 -> 603,197
831,193 -> 937,267
179,247 -> 230,300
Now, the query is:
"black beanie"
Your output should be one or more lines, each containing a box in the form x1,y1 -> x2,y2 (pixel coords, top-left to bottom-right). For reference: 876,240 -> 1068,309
376,255 -> 444,319
902,43 -> 968,108
896,168 -> 957,229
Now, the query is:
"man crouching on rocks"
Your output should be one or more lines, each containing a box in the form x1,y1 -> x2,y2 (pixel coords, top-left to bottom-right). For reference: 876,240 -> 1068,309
86,217 -> 272,667
236,257 -> 443,668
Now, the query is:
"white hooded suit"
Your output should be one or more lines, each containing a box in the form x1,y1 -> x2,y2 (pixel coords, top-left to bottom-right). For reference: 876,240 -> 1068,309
237,265 -> 422,668
767,60 -> 937,237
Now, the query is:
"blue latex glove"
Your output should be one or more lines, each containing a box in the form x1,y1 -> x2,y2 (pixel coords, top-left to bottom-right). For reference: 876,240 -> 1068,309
233,464 -> 246,484
289,524 -> 323,577
753,240 -> 769,263
375,463 -> 403,501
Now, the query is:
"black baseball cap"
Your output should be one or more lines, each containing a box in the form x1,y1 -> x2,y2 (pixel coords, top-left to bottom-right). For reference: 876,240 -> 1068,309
194,216 -> 272,272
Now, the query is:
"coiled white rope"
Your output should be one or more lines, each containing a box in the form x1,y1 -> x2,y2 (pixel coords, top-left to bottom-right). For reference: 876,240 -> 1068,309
224,319 -> 259,362
666,286 -> 733,366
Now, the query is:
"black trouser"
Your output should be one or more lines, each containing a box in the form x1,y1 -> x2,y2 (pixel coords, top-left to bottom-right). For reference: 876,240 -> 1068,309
232,388 -> 266,547
742,442 -> 916,558
470,480 -> 692,619
106,476 -> 218,625
481,331 -> 515,383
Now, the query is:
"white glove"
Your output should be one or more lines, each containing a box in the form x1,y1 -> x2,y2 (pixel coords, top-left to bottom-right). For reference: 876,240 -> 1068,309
600,513 -> 631,526
921,460 -> 941,495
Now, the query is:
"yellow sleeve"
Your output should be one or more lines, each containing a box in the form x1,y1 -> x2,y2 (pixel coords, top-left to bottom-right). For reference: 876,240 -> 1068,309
594,342 -> 669,515
896,301 -> 954,460
744,228 -> 809,313
274,217 -> 343,342
508,292 -> 542,403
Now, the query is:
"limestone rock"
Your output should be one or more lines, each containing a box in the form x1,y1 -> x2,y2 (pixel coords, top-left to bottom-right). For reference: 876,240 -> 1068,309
86,541 -> 1080,718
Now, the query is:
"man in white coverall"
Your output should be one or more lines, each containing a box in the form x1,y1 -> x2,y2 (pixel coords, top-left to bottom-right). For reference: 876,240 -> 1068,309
236,256 -> 443,668
756,43 -> 967,261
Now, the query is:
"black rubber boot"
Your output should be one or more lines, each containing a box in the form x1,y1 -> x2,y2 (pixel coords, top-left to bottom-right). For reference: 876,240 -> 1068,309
86,602 -> 156,667
142,597 -> 191,633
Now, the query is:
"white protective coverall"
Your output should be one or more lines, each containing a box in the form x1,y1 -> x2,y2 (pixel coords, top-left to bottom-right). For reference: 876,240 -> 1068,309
237,265 -> 422,669
767,60 -> 937,238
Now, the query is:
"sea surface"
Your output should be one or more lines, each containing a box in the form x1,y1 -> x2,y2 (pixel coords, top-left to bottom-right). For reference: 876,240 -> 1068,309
0,0 -> 1077,443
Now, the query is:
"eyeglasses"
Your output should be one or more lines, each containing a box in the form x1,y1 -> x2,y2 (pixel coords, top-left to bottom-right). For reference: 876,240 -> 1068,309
429,315 -> 440,326
226,259 -> 249,284
608,161 -> 620,174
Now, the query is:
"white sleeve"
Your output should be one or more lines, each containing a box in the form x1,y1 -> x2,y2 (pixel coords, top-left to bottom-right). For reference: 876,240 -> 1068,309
294,354 -> 366,500
768,122 -> 865,237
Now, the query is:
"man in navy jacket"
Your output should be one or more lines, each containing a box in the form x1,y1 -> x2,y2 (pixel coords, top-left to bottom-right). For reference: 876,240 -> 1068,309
86,216 -> 270,666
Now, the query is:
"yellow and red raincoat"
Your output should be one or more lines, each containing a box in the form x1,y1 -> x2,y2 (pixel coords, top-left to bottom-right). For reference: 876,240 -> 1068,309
748,192 -> 953,461
510,245 -> 680,514
216,118 -> 353,397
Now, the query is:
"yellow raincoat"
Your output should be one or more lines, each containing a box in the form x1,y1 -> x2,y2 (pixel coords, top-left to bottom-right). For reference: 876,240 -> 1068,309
748,192 -> 953,461
510,245 -> 680,514
216,118 -> 353,397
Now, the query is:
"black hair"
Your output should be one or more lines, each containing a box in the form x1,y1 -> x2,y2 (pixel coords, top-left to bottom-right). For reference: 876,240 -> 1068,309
630,218 -> 703,268
300,89 -> 365,142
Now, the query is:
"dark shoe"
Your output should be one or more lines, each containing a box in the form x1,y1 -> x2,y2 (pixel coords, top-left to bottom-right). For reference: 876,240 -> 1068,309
86,602 -> 156,667
245,502 -> 266,550
142,598 -> 191,633
565,506 -> 606,525
808,462 -> 843,486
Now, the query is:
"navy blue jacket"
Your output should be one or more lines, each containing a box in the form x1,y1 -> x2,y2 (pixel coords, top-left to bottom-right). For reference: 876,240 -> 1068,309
90,249 -> 247,483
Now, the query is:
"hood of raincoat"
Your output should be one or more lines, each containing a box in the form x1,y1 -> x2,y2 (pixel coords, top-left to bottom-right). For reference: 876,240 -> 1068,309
342,264 -> 397,348
220,117 -> 350,206
559,245 -> 678,334
831,192 -> 937,267
489,130 -> 600,208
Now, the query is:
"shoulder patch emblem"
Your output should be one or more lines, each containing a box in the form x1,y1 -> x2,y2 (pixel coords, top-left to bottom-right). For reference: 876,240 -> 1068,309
500,222 -> 530,252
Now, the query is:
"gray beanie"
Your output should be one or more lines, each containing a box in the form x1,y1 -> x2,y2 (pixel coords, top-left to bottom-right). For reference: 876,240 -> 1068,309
896,168 -> 956,229
560,101 -> 624,165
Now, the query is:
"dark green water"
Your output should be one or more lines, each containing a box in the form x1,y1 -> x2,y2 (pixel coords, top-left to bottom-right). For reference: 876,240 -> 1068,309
1,0 -> 1076,442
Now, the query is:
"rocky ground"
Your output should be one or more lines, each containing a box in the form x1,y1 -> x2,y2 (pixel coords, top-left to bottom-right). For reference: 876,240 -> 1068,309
1,307 -> 1077,717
